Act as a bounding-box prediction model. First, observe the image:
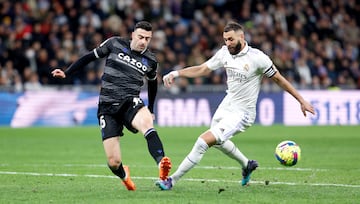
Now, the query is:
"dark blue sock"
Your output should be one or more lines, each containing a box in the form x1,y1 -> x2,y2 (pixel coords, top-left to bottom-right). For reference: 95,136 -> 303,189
108,163 -> 125,179
144,128 -> 165,164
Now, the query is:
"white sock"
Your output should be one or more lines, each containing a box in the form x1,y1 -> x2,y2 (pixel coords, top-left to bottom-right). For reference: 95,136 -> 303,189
171,138 -> 209,184
215,140 -> 248,168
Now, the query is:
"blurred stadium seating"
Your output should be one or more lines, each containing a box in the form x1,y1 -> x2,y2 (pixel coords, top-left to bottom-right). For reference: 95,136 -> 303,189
0,0 -> 359,93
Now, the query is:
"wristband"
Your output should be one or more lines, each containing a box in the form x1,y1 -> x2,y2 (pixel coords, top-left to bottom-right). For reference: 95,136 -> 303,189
170,71 -> 179,78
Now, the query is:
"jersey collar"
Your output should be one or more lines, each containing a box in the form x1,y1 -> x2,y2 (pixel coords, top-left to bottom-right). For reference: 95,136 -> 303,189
232,42 -> 249,58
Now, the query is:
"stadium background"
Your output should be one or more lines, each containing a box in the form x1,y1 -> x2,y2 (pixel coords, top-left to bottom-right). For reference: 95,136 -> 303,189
0,0 -> 359,127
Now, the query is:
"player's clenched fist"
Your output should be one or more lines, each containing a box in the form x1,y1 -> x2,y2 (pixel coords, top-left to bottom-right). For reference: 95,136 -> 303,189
163,71 -> 179,88
51,69 -> 66,78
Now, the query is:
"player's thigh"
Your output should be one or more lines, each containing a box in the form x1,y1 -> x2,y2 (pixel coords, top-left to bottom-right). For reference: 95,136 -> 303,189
210,111 -> 252,144
211,97 -> 232,127
131,106 -> 154,134
98,114 -> 124,140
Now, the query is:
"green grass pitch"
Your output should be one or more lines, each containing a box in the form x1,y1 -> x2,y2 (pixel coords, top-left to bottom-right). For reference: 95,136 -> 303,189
1,125 -> 359,203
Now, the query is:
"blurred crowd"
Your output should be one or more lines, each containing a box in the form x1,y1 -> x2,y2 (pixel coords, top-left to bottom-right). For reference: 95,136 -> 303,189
0,0 -> 359,92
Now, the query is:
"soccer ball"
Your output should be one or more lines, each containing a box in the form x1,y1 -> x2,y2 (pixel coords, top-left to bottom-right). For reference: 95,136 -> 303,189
275,140 -> 301,166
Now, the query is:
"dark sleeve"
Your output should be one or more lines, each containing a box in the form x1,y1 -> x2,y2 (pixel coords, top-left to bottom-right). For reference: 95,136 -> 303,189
147,78 -> 158,113
64,51 -> 97,76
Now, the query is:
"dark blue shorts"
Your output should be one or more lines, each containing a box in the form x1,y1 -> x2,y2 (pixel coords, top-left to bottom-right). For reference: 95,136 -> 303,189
97,97 -> 145,141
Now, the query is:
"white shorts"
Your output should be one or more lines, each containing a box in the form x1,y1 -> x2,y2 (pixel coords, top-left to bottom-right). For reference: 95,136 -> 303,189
210,97 -> 255,145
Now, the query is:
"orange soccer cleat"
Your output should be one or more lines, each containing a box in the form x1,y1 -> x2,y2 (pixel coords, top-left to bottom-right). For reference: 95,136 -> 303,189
159,156 -> 172,180
122,165 -> 136,191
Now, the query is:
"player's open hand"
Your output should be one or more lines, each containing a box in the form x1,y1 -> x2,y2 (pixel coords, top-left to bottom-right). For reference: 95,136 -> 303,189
301,101 -> 315,117
51,69 -> 66,78
163,71 -> 178,88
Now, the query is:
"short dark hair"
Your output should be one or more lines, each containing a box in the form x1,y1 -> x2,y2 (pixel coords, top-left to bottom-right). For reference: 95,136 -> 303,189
134,21 -> 152,31
224,21 -> 244,32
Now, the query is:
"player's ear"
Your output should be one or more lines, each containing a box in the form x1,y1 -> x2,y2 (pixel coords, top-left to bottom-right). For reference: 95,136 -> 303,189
239,31 -> 245,39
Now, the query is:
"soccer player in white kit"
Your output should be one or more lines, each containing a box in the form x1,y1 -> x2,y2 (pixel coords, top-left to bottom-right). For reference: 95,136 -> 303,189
157,21 -> 315,190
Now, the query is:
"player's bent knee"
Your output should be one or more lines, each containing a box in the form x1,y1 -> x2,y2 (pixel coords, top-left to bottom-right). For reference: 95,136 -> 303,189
107,157 -> 121,168
200,130 -> 217,146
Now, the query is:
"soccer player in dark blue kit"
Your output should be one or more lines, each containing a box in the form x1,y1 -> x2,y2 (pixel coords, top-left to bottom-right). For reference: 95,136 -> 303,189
52,21 -> 171,191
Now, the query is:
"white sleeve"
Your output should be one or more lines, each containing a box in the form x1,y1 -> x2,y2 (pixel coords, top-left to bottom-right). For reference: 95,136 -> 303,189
259,52 -> 276,78
205,47 -> 225,70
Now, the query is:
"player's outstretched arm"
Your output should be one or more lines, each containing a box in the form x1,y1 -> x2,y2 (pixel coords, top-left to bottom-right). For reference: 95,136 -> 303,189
51,51 -> 98,80
163,63 -> 211,88
271,71 -> 315,117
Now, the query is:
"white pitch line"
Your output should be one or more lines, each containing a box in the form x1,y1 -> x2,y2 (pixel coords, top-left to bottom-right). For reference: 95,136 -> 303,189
0,171 -> 359,188
0,163 -> 330,172
193,166 -> 329,171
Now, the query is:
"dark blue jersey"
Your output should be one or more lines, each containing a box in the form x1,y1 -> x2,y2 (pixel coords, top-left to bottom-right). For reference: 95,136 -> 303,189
93,37 -> 158,103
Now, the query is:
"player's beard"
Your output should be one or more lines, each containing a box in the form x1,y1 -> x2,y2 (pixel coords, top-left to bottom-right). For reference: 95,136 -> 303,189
228,40 -> 242,55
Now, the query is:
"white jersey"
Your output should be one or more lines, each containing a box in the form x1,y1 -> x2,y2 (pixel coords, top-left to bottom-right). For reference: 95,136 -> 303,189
205,43 -> 276,122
